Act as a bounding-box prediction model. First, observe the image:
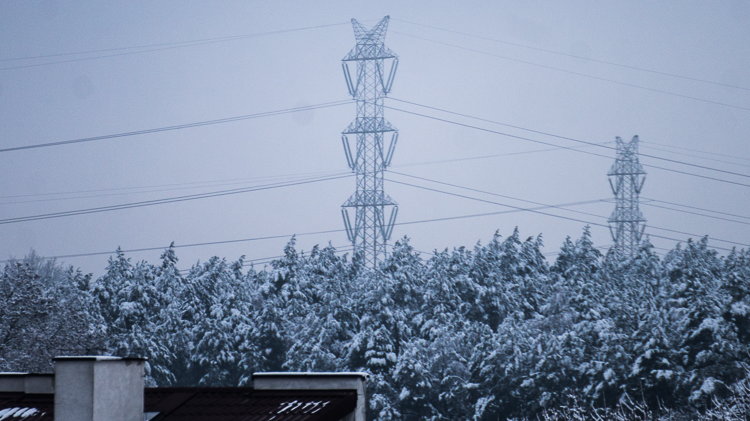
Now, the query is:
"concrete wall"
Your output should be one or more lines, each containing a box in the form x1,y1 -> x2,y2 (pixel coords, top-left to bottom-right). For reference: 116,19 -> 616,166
54,356 -> 144,421
253,372 -> 368,421
54,360 -> 95,421
0,373 -> 26,393
0,373 -> 53,393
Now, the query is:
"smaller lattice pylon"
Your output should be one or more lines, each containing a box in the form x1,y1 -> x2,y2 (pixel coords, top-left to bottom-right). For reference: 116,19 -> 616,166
607,135 -> 646,259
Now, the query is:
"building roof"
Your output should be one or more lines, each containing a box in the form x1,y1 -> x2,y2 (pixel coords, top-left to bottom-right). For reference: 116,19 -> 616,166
0,393 -> 51,421
0,387 -> 357,421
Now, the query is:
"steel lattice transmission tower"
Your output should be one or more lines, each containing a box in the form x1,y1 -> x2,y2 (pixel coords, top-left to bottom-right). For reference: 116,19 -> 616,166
607,135 -> 646,259
340,16 -> 399,267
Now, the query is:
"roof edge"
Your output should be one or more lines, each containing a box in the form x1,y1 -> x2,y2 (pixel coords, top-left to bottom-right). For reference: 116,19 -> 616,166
53,355 -> 146,362
252,372 -> 368,379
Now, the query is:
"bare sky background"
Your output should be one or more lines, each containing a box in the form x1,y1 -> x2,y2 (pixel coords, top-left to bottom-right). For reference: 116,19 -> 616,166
1,1 -> 749,273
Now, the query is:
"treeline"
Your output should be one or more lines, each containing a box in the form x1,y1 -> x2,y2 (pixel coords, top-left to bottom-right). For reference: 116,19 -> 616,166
1,227 -> 748,420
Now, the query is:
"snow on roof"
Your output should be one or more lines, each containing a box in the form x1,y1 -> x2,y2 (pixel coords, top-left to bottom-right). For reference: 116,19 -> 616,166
0,407 -> 43,420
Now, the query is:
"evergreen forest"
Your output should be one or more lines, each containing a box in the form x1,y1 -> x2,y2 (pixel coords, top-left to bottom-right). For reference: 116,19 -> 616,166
1,227 -> 749,420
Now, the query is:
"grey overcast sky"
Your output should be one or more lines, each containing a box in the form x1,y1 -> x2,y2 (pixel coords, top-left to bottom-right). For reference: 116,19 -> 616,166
1,1 -> 749,273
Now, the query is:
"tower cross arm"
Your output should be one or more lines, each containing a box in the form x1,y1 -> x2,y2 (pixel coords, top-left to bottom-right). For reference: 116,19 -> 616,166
343,16 -> 398,61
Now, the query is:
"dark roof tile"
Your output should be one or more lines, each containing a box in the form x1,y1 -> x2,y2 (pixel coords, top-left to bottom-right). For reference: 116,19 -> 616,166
0,387 -> 356,421
0,393 -> 53,421
147,388 -> 356,421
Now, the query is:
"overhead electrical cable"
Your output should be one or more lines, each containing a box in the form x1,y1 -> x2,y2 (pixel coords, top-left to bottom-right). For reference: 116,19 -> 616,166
9,93 -> 741,183
0,100 -> 351,153
646,225 -> 749,248
0,145 -> 618,206
642,203 -> 750,226
390,97 -> 614,148
392,144 -> 612,169
643,140 -> 750,164
240,245 -> 356,268
4,197 -> 625,263
388,177 -> 614,227
6,179 -> 743,262
396,201 -> 606,229
394,97 -> 747,169
239,248 -> 358,268
0,168 -> 339,201
1,146 -> 602,203
639,144 -> 750,170
393,17 -> 750,92
641,203 -> 750,226
543,245 -> 613,258
0,146 -> 611,207
3,147 -> 589,204
0,22 -> 349,70
0,170 -> 343,206
388,98 -> 750,179
177,245 -> 357,273
386,176 -> 740,252
0,173 -> 351,225
4,228 -> 346,263
641,197 -> 750,221
391,31 -> 750,112
389,170 -> 610,219
385,104 -> 750,188
389,171 -> 750,248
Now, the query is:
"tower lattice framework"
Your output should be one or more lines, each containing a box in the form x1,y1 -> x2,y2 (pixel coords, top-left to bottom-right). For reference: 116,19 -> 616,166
608,135 -> 646,259
340,16 -> 399,267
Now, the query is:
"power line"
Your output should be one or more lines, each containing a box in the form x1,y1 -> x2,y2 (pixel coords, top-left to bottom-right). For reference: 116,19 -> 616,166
239,247 -> 357,269
393,171 -> 750,246
643,197 -> 750,221
0,173 -> 351,225
644,202 -> 750,225
0,100 -> 350,153
393,18 -> 750,92
10,182 -> 741,264
6,229 -> 346,263
642,202 -> 750,226
1,146 -> 582,205
543,244 -> 613,258
391,30 -> 750,113
393,143 -> 612,169
389,98 -> 750,180
647,224 -> 748,248
390,171 -> 750,248
0,168 -> 339,200
1,144 -> 600,203
394,96 -> 748,169
390,97 -> 620,148
176,245 -> 357,273
386,175 -> 741,252
640,143 -> 750,170
400,171 -> 750,247
388,177 -> 612,227
640,202 -> 750,226
643,140 -> 750,164
397,200 -> 604,229
0,170 -> 342,206
10,93 -> 742,188
385,104 -> 750,188
0,144 -> 606,207
8,177 -> 744,262
389,170 -> 609,219
398,173 -> 748,228
0,22 -> 349,70
4,196 -> 623,263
